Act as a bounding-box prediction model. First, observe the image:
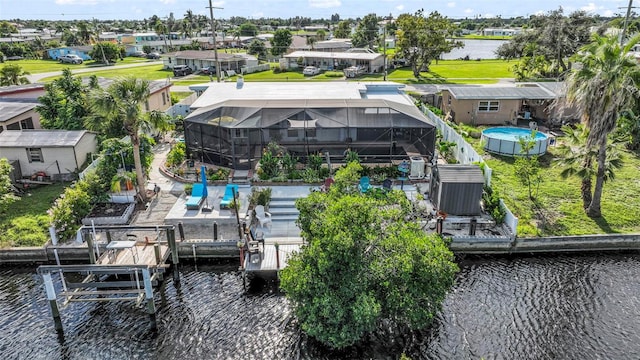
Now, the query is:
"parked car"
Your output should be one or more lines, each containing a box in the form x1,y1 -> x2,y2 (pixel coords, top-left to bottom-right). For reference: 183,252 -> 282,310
173,65 -> 193,77
131,51 -> 146,57
201,66 -> 216,75
146,52 -> 161,59
303,66 -> 320,76
58,54 -> 83,64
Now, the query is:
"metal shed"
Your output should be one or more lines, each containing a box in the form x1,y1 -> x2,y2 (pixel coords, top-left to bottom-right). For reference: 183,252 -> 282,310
430,164 -> 485,216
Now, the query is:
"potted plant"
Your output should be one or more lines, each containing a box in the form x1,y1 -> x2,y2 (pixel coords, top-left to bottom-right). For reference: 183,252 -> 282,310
110,171 -> 136,193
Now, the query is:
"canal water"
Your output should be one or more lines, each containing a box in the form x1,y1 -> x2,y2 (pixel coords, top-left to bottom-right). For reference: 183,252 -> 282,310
2,253 -> 640,359
441,39 -> 508,60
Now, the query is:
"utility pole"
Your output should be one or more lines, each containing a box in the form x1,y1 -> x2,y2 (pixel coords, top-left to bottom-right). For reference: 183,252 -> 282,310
620,0 -> 635,45
207,0 -> 224,82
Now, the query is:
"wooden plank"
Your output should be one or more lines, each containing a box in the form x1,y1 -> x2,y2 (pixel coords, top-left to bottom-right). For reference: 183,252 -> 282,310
68,296 -> 141,302
61,289 -> 144,296
66,281 -> 139,289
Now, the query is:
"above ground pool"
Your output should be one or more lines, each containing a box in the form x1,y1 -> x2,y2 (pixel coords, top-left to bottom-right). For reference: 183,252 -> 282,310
481,127 -> 549,156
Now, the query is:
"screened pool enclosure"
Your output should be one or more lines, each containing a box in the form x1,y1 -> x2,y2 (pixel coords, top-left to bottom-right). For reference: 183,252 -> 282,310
184,99 -> 436,170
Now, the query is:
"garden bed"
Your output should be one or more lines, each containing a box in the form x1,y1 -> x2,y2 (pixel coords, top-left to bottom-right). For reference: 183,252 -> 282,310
82,202 -> 135,226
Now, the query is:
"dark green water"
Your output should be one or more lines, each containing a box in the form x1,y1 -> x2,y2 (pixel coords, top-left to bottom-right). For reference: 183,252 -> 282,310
1,253 -> 640,359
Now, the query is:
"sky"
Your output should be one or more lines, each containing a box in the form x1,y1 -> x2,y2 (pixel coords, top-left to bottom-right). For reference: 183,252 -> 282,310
0,0 -> 631,21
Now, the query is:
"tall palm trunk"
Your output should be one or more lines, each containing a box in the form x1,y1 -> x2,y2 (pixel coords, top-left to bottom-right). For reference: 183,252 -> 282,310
580,156 -> 593,210
131,133 -> 148,202
587,140 -> 607,218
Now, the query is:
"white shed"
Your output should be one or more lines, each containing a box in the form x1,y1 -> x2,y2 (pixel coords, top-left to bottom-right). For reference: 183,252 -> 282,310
0,130 -> 97,180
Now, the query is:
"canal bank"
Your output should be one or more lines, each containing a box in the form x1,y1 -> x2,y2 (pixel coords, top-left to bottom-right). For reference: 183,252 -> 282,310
3,234 -> 640,266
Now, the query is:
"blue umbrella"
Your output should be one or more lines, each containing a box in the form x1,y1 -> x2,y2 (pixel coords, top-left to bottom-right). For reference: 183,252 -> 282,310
201,165 -> 208,199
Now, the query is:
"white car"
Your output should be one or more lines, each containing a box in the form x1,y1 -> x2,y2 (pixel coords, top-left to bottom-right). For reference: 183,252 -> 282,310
58,54 -> 83,64
303,66 -> 320,76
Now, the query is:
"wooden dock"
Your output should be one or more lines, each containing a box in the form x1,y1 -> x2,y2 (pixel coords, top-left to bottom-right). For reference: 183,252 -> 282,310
37,224 -> 181,333
243,244 -> 300,273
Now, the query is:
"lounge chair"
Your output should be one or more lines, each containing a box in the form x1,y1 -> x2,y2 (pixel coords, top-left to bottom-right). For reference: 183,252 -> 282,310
185,183 -> 206,210
358,176 -> 371,193
255,205 -> 272,229
219,184 -> 239,209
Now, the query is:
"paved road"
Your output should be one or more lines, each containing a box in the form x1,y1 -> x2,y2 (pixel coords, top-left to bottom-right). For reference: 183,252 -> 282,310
26,60 -> 163,82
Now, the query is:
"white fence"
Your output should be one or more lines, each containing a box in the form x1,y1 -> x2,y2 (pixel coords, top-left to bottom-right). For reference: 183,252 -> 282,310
166,93 -> 198,118
422,106 -> 518,235
241,64 -> 270,74
78,156 -> 101,180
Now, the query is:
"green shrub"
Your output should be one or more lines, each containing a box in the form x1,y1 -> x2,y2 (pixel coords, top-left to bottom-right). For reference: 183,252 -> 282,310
7,216 -> 50,247
166,142 -> 186,168
307,153 -> 323,172
184,183 -> 193,195
482,186 -> 506,224
249,187 -> 272,207
301,168 -> 321,183
49,181 -> 92,242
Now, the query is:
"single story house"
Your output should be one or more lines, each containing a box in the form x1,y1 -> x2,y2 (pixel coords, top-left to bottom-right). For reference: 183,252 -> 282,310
163,50 -> 258,73
440,82 -> 577,126
47,46 -> 93,61
184,81 -> 436,170
0,130 -> 97,180
0,99 -> 41,132
91,78 -> 173,112
0,83 -> 46,99
283,48 -> 384,72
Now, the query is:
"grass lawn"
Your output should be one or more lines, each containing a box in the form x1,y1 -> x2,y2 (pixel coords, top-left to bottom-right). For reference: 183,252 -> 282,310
1,58 -> 153,74
0,183 -> 67,248
459,128 -> 640,236
40,64 -> 171,82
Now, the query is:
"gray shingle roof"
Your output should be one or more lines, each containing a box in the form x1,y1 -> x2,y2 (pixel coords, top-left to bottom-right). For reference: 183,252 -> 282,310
447,85 -> 557,100
0,130 -> 89,147
0,101 -> 38,123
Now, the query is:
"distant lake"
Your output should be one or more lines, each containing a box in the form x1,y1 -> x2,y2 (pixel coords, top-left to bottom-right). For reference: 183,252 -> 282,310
441,39 -> 508,60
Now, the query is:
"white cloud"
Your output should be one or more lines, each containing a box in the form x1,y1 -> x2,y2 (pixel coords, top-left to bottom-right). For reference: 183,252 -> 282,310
308,0 -> 341,8
603,10 -> 614,17
252,11 -> 264,18
159,0 -> 175,4
464,8 -> 473,14
396,4 -> 404,11
447,2 -> 455,8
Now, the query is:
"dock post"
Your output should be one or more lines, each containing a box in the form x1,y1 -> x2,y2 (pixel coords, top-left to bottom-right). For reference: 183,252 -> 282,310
168,227 -> 180,284
275,243 -> 280,270
469,217 -> 477,236
106,230 -> 112,244
177,222 -> 185,241
141,268 -> 157,330
153,244 -> 163,281
213,221 -> 218,241
83,231 -> 96,264
43,272 -> 63,332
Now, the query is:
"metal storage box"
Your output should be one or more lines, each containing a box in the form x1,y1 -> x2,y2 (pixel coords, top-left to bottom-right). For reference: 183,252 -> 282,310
430,164 -> 485,216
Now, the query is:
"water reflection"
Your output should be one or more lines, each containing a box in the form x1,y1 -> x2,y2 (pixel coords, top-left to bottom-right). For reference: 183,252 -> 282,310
1,254 -> 640,359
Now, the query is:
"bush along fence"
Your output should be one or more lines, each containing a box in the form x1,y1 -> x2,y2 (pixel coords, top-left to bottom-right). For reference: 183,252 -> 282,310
422,106 -> 518,235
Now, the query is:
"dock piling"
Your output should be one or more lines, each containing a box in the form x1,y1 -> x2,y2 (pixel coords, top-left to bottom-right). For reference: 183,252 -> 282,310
141,268 -> 157,330
83,231 -> 96,264
167,227 -> 180,284
43,273 -> 63,332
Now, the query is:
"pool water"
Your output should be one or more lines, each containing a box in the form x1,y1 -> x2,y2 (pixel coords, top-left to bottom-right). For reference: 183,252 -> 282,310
482,127 -> 549,156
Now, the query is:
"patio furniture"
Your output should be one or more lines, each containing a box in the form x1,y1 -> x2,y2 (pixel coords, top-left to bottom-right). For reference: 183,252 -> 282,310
244,234 -> 261,261
249,227 -> 265,251
219,184 -> 239,209
185,183 -> 206,210
358,176 -> 371,193
382,178 -> 393,191
255,205 -> 272,229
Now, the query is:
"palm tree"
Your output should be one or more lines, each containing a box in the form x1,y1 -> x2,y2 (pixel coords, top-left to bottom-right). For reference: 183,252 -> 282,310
564,34 -> 640,217
555,125 -> 623,210
88,77 -> 170,202
155,20 -> 168,53
183,10 -> 195,38
0,64 -> 30,86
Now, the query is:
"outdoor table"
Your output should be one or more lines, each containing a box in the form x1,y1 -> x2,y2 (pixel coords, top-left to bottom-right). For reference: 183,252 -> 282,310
106,240 -> 139,264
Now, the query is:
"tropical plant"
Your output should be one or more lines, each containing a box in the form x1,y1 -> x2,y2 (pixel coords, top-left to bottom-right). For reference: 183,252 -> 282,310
249,187 -> 272,208
87,77 -> 169,202
0,158 -> 18,215
110,171 -> 136,193
49,181 -> 92,241
555,124 -> 624,210
513,132 -> 542,200
271,28 -> 292,56
36,68 -> 89,130
0,64 -> 30,86
281,162 -> 458,349
344,149 -> 360,164
307,153 -> 323,172
562,34 -> 640,217
166,142 -> 186,168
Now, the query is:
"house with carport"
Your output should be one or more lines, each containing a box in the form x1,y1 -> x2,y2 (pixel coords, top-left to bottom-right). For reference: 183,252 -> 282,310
283,48 -> 384,72
162,50 -> 258,74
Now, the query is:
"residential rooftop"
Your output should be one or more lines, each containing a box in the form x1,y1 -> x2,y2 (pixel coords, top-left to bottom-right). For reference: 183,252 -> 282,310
446,84 -> 558,100
0,130 -> 90,147
0,100 -> 38,123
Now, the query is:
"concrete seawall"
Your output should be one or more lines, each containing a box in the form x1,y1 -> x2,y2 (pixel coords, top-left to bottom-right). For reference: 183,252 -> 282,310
2,234 -> 640,265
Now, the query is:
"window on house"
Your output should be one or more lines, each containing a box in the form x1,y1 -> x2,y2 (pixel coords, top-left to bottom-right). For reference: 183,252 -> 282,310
287,129 -> 299,138
478,101 -> 499,112
6,122 -> 20,130
305,128 -> 316,137
20,117 -> 34,129
448,95 -> 452,105
233,129 -> 246,138
27,148 -> 43,163
162,92 -> 167,105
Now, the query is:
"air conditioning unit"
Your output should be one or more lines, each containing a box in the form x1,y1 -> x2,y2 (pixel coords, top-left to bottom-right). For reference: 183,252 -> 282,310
409,156 -> 425,179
